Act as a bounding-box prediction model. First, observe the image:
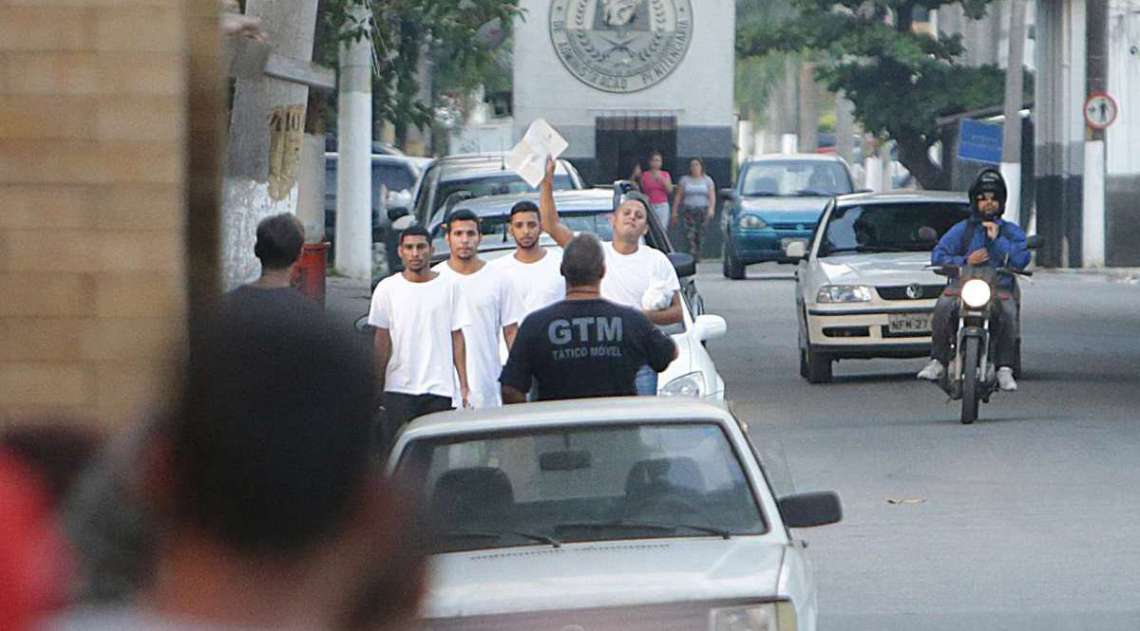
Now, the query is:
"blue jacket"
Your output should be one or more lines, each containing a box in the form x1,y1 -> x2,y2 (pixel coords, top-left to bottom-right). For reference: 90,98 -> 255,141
932,217 -> 1030,289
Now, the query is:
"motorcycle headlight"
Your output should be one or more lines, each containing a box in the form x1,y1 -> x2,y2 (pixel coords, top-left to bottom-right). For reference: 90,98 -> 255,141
961,279 -> 992,308
660,371 -> 705,398
709,601 -> 797,631
739,215 -> 768,229
816,285 -> 872,303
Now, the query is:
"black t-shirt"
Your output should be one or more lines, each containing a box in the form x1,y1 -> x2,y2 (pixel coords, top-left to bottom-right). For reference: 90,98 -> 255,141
500,298 -> 676,401
223,285 -> 321,320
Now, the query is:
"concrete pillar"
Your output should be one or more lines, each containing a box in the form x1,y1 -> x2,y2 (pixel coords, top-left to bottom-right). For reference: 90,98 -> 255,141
334,10 -> 373,281
1081,140 -> 1106,266
297,133 -> 325,243
835,93 -> 855,165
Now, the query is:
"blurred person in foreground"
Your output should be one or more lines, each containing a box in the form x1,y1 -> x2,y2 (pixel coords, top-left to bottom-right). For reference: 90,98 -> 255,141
0,424 -> 100,630
49,309 -> 427,631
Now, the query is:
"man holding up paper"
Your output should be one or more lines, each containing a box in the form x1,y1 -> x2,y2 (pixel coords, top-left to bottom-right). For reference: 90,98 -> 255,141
537,158 -> 683,396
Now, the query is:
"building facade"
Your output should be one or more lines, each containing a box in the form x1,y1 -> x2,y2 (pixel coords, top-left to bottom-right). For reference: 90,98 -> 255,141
1035,0 -> 1140,267
513,0 -> 735,253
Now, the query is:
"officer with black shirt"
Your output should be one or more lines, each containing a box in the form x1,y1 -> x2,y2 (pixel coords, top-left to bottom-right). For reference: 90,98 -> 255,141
500,233 -> 677,403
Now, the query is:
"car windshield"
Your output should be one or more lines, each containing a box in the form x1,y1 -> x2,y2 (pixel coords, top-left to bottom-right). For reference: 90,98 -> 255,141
740,161 -> 852,197
819,202 -> 971,257
433,173 -> 575,214
396,422 -> 767,553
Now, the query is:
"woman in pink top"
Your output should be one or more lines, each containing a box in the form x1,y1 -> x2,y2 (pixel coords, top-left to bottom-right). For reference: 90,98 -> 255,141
638,151 -> 674,229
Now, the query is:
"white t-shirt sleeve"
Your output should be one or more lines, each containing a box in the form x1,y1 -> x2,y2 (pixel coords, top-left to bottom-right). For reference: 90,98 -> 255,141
449,280 -> 472,332
655,250 -> 682,294
500,275 -> 525,327
367,281 -> 390,328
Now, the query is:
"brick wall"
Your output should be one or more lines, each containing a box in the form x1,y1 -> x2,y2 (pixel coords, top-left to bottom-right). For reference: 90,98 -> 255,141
0,0 -> 193,427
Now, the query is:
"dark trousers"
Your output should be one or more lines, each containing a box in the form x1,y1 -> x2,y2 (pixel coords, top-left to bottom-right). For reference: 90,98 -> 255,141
376,392 -> 453,453
931,294 -> 1019,367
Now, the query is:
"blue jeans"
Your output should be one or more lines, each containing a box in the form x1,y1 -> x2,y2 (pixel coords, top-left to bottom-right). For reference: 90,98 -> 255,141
635,364 -> 658,396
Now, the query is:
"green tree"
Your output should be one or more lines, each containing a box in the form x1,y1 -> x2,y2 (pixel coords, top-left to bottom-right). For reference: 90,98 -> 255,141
308,0 -> 521,148
737,0 -> 1008,189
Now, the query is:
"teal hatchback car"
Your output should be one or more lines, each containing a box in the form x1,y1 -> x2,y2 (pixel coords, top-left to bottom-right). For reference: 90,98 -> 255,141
721,154 -> 855,279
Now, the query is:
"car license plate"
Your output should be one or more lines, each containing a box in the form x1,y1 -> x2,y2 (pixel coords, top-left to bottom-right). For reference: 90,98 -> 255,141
888,313 -> 932,334
781,238 -> 807,253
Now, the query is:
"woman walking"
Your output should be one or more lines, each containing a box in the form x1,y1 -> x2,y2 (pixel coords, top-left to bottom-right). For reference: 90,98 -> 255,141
672,158 -> 716,260
638,151 -> 673,229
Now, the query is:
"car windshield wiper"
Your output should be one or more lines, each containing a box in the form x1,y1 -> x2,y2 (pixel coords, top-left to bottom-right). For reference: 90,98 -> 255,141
793,190 -> 832,197
742,192 -> 779,197
441,529 -> 562,548
555,520 -> 732,539
823,245 -> 911,255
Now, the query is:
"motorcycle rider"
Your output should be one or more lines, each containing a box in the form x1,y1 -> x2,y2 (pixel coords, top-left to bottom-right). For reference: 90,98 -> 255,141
917,169 -> 1030,391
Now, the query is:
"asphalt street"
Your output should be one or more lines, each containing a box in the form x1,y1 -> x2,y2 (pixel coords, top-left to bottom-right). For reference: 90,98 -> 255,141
705,263 -> 1140,631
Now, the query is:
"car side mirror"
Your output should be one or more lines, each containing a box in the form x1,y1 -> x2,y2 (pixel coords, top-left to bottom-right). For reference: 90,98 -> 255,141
387,206 -> 410,222
1025,234 -> 1041,250
719,188 -> 739,203
667,252 -> 697,278
778,491 -> 843,528
693,314 -> 727,342
784,240 -> 808,260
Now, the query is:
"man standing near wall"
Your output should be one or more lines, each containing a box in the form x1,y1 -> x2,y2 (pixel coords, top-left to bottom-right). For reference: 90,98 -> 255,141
226,213 -> 318,316
370,226 -> 470,447
434,209 -> 524,409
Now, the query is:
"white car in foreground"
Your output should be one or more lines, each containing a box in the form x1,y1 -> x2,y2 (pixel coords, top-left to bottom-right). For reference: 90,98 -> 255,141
389,397 -> 842,631
789,191 -> 972,382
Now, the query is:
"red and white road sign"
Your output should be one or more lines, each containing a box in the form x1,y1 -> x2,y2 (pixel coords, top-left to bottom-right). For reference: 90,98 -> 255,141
1084,92 -> 1118,130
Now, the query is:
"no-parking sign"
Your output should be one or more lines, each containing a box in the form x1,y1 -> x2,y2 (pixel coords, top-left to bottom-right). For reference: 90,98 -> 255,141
1084,92 -> 1118,130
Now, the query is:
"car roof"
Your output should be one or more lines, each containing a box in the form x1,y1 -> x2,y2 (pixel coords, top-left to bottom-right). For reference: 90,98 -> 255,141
745,153 -> 847,164
432,154 -> 573,181
834,190 -> 970,205
442,189 -> 614,218
324,152 -> 421,167
398,397 -> 736,442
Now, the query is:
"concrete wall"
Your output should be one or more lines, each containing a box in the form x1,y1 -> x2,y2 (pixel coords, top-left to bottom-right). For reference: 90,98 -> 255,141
512,0 -> 736,156
0,1 -> 192,427
1105,0 -> 1140,265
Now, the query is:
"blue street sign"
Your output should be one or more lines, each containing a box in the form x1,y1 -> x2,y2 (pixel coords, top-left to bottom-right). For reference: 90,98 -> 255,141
958,119 -> 1003,164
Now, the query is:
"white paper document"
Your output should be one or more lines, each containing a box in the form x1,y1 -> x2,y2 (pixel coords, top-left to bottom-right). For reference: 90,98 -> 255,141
507,118 -> 569,188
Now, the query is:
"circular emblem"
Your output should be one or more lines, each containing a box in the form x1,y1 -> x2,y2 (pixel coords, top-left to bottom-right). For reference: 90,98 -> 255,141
549,0 -> 694,93
906,283 -> 923,300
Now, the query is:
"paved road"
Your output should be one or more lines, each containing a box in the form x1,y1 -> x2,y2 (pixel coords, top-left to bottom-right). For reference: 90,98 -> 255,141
703,264 -> 1140,631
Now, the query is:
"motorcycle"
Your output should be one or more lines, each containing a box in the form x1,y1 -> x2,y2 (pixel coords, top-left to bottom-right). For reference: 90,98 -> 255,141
930,264 -> 1031,424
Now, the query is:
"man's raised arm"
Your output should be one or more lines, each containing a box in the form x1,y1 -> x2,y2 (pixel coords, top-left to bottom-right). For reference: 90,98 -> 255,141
539,157 -> 574,248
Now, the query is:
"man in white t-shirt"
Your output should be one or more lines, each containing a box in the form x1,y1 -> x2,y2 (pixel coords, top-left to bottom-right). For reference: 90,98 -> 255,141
537,159 -> 682,395
369,225 -> 470,446
488,200 -> 566,319
434,208 -> 524,409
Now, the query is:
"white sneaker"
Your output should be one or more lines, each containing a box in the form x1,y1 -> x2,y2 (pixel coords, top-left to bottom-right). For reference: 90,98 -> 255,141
997,367 -> 1018,391
917,359 -> 944,381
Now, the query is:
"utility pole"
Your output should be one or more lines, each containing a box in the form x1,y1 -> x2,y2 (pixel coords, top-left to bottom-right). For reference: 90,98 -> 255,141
1000,0 -> 1027,226
797,62 -> 819,153
335,4 -> 374,281
221,0 -> 320,289
1081,0 -> 1108,267
835,92 -> 855,165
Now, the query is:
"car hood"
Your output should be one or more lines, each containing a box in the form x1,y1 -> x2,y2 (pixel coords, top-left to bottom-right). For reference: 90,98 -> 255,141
740,196 -> 829,223
815,251 -> 942,286
423,538 -> 785,618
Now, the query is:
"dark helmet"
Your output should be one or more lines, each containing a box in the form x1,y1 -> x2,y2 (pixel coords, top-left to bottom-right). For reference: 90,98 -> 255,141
969,168 -> 1008,216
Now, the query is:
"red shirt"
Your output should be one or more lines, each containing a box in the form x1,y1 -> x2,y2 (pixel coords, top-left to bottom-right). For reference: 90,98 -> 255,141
639,170 -> 672,205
